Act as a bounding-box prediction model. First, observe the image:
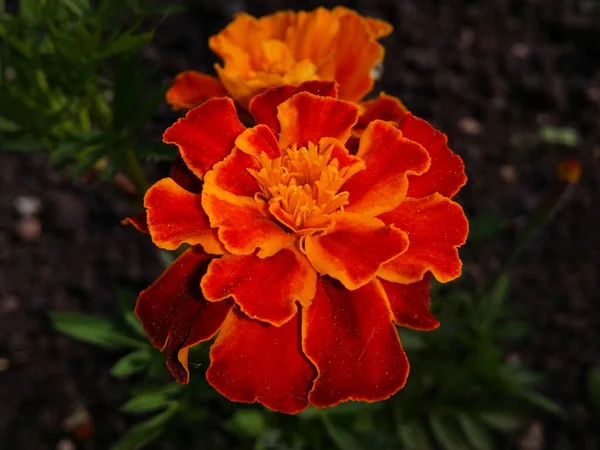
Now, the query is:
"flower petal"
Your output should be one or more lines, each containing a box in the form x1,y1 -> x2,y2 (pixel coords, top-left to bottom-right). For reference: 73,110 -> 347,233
303,277 -> 409,407
135,246 -> 232,383
235,124 -> 281,159
201,248 -> 316,326
166,71 -> 227,110
364,16 -> 393,39
398,113 -> 466,198
378,194 -> 469,283
303,213 -> 408,290
249,81 -> 338,134
121,213 -> 149,234
201,179 -> 293,257
206,309 -> 315,414
168,153 -> 203,194
209,147 -> 261,197
163,97 -> 245,179
144,178 -> 224,254
277,92 -> 358,149
356,93 -> 408,131
344,120 -> 431,216
380,274 -> 439,331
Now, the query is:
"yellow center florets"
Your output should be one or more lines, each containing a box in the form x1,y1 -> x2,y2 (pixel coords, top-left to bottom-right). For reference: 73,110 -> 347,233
249,142 -> 353,232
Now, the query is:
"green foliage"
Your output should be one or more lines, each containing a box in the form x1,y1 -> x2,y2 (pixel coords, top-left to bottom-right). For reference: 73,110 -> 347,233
0,0 -> 176,188
587,367 -> 600,412
538,125 -> 580,147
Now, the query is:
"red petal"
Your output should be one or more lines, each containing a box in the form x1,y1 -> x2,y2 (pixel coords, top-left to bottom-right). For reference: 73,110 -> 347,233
206,309 -> 315,414
303,213 -> 408,290
249,81 -> 338,134
278,92 -> 358,149
235,124 -> 281,159
163,97 -> 245,179
144,178 -> 224,254
356,93 -> 408,131
380,274 -> 439,331
201,248 -> 316,326
379,194 -> 469,283
135,246 -> 232,383
398,113 -> 466,198
344,120 -> 430,217
166,71 -> 227,110
169,154 -> 203,194
201,180 -> 293,257
121,213 -> 149,234
303,278 -> 409,407
209,147 -> 261,197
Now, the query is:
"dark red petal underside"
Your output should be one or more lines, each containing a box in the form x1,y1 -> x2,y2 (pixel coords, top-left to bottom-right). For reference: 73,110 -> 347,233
206,309 -> 315,414
303,277 -> 409,407
121,212 -> 149,234
135,246 -> 232,383
169,154 -> 203,194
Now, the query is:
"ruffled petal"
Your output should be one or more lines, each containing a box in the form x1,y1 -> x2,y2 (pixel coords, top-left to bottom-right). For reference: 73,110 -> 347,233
209,147 -> 261,197
364,16 -> 393,39
235,124 -> 281,159
378,194 -> 469,283
277,92 -> 358,149
206,309 -> 315,414
121,213 -> 149,234
344,120 -> 430,216
166,71 -> 227,110
303,277 -> 409,407
380,274 -> 439,331
163,97 -> 245,179
201,179 -> 293,257
135,246 -> 232,383
201,248 -> 316,326
356,93 -> 408,131
303,213 -> 408,290
249,81 -> 338,134
398,113 -> 466,198
144,178 -> 224,254
168,153 -> 203,194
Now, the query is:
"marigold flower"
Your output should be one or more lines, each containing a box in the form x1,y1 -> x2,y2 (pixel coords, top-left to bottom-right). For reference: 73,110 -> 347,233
166,7 -> 392,110
132,81 -> 468,414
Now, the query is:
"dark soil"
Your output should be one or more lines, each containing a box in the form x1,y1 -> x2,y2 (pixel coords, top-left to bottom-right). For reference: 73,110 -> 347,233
1,0 -> 599,449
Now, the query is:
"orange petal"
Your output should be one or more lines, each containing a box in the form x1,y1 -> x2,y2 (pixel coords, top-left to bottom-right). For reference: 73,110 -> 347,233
166,71 -> 227,110
206,309 -> 315,414
303,213 -> 408,290
144,178 -> 224,254
303,277 -> 409,407
398,113 -> 466,198
209,147 -> 261,197
356,93 -> 408,131
168,153 -> 203,194
379,194 -> 469,283
201,179 -> 292,257
121,213 -> 149,234
163,97 -> 245,179
249,81 -> 338,134
364,16 -> 393,39
344,120 -> 430,216
235,124 -> 281,159
380,275 -> 439,331
135,246 -> 232,383
201,248 -> 316,326
277,92 -> 358,149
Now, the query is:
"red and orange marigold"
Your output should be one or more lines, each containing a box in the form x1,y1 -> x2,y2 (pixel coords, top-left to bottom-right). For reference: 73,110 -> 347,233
166,7 -> 392,110
132,81 -> 468,414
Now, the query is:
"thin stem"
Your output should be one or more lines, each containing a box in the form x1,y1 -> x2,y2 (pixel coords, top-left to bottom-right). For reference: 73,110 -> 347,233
123,146 -> 149,199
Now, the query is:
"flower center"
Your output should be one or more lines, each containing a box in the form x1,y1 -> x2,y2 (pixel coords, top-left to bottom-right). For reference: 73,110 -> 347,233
249,141 -> 352,232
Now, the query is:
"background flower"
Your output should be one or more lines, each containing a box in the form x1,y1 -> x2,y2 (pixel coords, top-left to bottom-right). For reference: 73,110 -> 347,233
134,82 -> 468,414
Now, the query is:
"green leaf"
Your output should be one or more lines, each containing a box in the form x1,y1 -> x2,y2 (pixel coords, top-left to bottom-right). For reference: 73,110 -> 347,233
539,125 -> 580,147
110,349 -> 151,378
520,391 -> 563,416
397,422 -> 433,450
487,273 -> 510,314
321,414 -> 364,450
429,416 -> 466,450
111,403 -> 178,450
0,116 -> 19,132
226,409 -> 268,438
49,311 -> 144,349
140,142 -> 176,161
120,393 -> 171,415
398,329 -> 426,351
479,412 -> 524,433
587,367 -> 600,411
457,415 -> 493,450
100,29 -> 154,58
2,137 -> 45,152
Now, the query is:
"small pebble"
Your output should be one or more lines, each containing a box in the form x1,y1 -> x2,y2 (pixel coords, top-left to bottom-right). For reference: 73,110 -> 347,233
13,195 -> 42,217
512,42 -> 532,59
16,216 -> 42,241
458,117 -> 482,135
0,358 -> 9,371
56,438 -> 76,450
500,164 -> 518,183
1,294 -> 20,313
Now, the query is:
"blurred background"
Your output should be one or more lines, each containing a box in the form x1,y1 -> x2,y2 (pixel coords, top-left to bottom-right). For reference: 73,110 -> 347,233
0,0 -> 598,449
